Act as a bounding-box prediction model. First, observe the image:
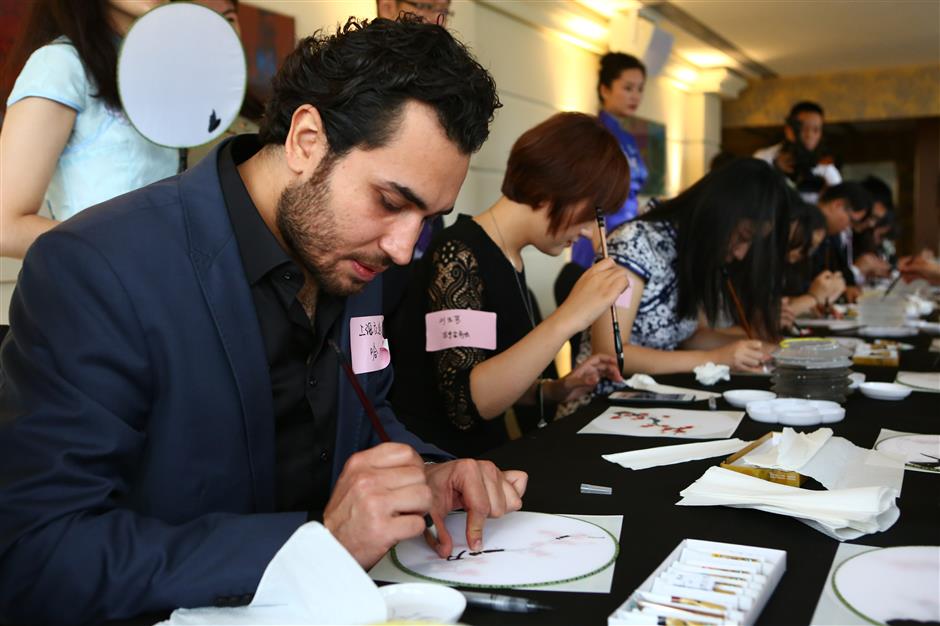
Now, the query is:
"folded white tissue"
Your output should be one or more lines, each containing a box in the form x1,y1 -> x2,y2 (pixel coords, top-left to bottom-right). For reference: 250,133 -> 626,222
677,466 -> 900,541
156,523 -> 388,625
677,429 -> 906,541
624,374 -> 721,400
603,439 -> 748,470
693,362 -> 730,386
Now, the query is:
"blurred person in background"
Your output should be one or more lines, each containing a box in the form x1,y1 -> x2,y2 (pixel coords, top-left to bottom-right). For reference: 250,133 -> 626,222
782,196 -> 845,320
570,52 -> 648,269
852,175 -> 897,278
811,182 -> 873,302
755,101 -> 841,204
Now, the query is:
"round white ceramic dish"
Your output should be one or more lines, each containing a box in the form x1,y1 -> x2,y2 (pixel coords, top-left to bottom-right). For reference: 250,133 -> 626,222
848,372 -> 866,390
379,583 -> 466,624
723,389 -> 776,408
745,398 -> 845,425
859,382 -> 913,401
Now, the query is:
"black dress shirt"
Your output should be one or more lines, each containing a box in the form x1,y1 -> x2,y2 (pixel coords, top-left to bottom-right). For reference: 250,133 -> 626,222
217,135 -> 343,516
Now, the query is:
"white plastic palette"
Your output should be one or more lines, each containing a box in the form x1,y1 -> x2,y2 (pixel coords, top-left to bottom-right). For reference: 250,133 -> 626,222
746,398 -> 845,426
723,389 -> 776,408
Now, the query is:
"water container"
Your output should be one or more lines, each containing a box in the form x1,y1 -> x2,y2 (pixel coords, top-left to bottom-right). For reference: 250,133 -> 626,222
771,338 -> 853,403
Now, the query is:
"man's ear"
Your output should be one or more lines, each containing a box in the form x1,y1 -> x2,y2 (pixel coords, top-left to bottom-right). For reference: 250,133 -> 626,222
284,104 -> 329,179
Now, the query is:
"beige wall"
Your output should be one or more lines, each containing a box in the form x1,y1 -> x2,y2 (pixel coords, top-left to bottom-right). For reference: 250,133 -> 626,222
235,0 -> 713,316
447,2 -> 712,315
724,63 -> 940,128
0,0 -> 716,323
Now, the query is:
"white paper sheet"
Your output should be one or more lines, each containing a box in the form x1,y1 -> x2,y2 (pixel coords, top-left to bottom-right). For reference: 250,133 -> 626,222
677,466 -> 899,541
369,513 -> 623,594
896,371 -> 940,393
810,544 -> 940,625
579,406 -> 744,439
603,439 -> 748,470
875,428 -> 940,474
157,523 -> 386,625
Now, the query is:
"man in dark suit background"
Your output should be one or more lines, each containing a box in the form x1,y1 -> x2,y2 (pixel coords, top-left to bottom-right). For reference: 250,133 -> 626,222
0,17 -> 525,625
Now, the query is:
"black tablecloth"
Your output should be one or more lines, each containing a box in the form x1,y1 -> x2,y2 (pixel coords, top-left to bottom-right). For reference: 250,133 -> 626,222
459,344 -> 940,626
105,338 -> 939,626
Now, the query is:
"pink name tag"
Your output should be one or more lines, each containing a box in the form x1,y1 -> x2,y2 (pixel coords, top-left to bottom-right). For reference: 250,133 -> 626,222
425,309 -> 497,352
349,316 -> 391,374
615,282 -> 634,309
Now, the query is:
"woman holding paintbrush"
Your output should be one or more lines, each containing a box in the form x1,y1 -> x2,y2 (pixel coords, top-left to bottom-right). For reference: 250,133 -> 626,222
388,113 -> 631,457
559,158 -> 790,415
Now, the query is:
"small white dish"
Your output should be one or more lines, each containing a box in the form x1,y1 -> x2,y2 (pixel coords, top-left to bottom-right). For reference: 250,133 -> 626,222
379,583 -> 466,624
795,319 -> 861,331
859,326 -> 919,338
859,382 -> 913,401
723,389 -> 776,408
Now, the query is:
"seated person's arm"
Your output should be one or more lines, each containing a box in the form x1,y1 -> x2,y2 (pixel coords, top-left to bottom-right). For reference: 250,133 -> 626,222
790,270 -> 846,317
591,270 -> 768,374
0,97 -> 74,258
430,242 -> 624,423
787,293 -> 820,317
899,250 -> 940,285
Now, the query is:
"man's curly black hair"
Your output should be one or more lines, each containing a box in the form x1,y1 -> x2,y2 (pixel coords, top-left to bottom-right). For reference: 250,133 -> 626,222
258,16 -> 501,156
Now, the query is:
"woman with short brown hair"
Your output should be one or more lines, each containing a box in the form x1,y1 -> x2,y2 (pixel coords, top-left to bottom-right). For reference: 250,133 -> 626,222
388,112 -> 631,457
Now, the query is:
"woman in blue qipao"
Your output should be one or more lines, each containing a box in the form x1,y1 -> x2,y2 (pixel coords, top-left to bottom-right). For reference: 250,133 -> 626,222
570,52 -> 648,269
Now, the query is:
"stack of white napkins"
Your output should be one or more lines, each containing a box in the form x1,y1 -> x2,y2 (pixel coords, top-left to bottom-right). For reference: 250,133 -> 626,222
677,428 -> 906,541
678,466 -> 899,541
624,374 -> 720,400
156,523 -> 387,625
740,428 -> 905,494
603,439 -> 748,470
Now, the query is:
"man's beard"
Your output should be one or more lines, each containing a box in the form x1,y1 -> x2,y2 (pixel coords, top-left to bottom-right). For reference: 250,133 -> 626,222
275,154 -> 387,296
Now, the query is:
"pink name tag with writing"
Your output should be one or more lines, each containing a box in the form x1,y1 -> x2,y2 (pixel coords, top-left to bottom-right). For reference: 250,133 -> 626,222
615,282 -> 634,309
349,316 -> 391,374
425,309 -> 497,352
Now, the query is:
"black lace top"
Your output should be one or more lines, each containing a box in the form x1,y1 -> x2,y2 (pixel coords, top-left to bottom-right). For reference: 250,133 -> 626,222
387,215 -> 546,458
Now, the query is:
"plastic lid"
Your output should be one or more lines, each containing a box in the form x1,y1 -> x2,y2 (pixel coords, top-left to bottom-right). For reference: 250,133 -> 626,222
772,338 -> 854,369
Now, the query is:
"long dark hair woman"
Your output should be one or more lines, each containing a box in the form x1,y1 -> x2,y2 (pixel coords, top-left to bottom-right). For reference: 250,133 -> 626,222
0,0 -> 178,259
782,196 -> 845,319
560,158 -> 790,414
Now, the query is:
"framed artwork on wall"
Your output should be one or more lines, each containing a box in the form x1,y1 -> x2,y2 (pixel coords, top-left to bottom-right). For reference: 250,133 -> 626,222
236,3 -> 295,103
620,116 -> 667,197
